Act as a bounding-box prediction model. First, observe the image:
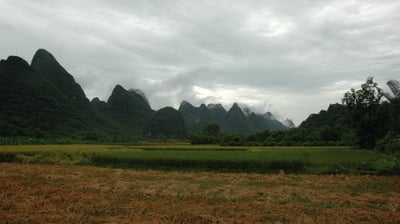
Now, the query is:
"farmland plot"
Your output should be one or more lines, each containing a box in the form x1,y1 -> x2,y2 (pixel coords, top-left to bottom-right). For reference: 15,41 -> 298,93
0,145 -> 394,174
1,163 -> 399,223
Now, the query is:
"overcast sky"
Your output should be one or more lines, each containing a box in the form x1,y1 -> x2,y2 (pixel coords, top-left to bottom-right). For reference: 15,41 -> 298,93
1,0 -> 400,125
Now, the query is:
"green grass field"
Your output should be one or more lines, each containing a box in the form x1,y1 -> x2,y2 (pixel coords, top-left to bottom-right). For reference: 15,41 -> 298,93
0,144 -> 398,174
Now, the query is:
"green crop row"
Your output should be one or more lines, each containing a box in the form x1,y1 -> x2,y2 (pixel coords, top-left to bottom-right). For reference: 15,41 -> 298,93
90,156 -> 305,173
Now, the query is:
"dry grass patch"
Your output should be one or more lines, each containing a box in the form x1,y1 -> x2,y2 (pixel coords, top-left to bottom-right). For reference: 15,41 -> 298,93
1,163 -> 399,223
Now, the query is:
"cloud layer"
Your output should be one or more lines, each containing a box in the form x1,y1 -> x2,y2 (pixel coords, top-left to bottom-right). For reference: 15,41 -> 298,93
1,0 -> 400,124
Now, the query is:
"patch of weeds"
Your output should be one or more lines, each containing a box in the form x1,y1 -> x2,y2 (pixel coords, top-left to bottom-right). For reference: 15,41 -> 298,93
128,185 -> 136,193
198,180 -> 219,190
350,192 -> 359,197
367,201 -> 388,211
358,179 -> 378,193
0,152 -> 19,162
291,191 -> 311,204
348,178 -> 397,194
373,157 -> 400,175
278,199 -> 290,205
287,176 -> 304,187
80,186 -> 101,194
302,152 -> 311,166
241,180 -> 273,188
354,216 -> 375,222
320,200 -> 340,209
321,163 -> 351,174
209,190 -> 230,204
14,152 -> 91,166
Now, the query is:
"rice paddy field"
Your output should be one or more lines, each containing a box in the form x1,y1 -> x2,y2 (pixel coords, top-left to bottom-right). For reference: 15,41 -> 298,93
1,144 -> 400,223
0,144 -> 396,174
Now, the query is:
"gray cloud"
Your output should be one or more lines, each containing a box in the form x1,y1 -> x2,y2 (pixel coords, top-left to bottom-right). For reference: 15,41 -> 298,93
1,0 -> 400,125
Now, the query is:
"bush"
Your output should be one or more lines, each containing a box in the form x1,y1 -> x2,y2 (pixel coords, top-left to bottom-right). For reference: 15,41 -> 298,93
375,132 -> 400,154
373,157 -> 400,175
220,134 -> 245,146
190,134 -> 219,145
322,163 -> 351,175
189,123 -> 222,145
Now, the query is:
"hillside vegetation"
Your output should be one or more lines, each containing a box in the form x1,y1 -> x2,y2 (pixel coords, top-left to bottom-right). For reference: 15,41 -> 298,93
0,49 -> 289,140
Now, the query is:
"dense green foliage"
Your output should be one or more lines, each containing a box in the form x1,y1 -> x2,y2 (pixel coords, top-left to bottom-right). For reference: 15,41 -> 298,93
0,51 -> 125,139
31,49 -> 93,112
194,77 -> 399,154
189,123 -> 222,144
144,107 -> 187,138
343,77 -> 386,149
190,103 -> 355,147
0,56 -> 94,137
375,131 -> 400,155
202,122 -> 220,136
92,85 -> 155,136
343,77 -> 400,150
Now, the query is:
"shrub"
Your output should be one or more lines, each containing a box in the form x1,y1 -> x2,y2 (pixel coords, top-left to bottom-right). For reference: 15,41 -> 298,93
220,134 -> 245,146
322,163 -> 351,175
373,157 -> 400,175
375,132 -> 400,154
190,134 -> 219,145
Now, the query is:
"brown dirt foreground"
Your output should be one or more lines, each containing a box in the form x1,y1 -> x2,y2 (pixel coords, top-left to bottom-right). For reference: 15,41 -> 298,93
0,163 -> 399,224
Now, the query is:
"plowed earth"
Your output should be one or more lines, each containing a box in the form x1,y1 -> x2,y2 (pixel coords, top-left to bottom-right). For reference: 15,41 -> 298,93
1,163 -> 399,223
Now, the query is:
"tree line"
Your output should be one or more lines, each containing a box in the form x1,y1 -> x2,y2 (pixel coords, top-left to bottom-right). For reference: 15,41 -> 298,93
190,77 -> 400,155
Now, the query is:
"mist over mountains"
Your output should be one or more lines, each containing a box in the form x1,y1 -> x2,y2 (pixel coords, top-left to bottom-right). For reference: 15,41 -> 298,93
179,101 -> 289,135
0,49 -> 293,139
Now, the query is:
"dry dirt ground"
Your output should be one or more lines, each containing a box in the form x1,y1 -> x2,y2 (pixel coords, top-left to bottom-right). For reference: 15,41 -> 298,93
1,163 -> 399,223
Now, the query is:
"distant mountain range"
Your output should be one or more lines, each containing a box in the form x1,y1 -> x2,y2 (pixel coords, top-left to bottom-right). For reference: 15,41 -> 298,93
179,101 -> 290,135
0,49 -> 294,138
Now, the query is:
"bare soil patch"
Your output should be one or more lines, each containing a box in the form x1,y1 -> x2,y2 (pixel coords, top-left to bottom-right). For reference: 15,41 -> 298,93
1,163 -> 399,223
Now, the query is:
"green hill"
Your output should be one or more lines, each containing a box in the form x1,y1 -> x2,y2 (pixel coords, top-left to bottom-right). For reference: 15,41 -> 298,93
92,85 -> 155,136
0,50 -> 156,139
178,101 -> 214,133
31,49 -> 92,112
144,107 -> 187,138
0,56 -> 91,137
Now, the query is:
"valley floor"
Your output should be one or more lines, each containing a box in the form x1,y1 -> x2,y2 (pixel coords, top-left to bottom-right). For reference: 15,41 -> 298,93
1,163 -> 399,223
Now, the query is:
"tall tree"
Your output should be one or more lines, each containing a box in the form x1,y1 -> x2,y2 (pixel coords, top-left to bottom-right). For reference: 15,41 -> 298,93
202,122 -> 220,136
343,77 -> 383,111
342,77 -> 388,149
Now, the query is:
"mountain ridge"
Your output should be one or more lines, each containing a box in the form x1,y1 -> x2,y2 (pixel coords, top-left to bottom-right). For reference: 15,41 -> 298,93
0,49 -> 294,139
178,101 -> 290,135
